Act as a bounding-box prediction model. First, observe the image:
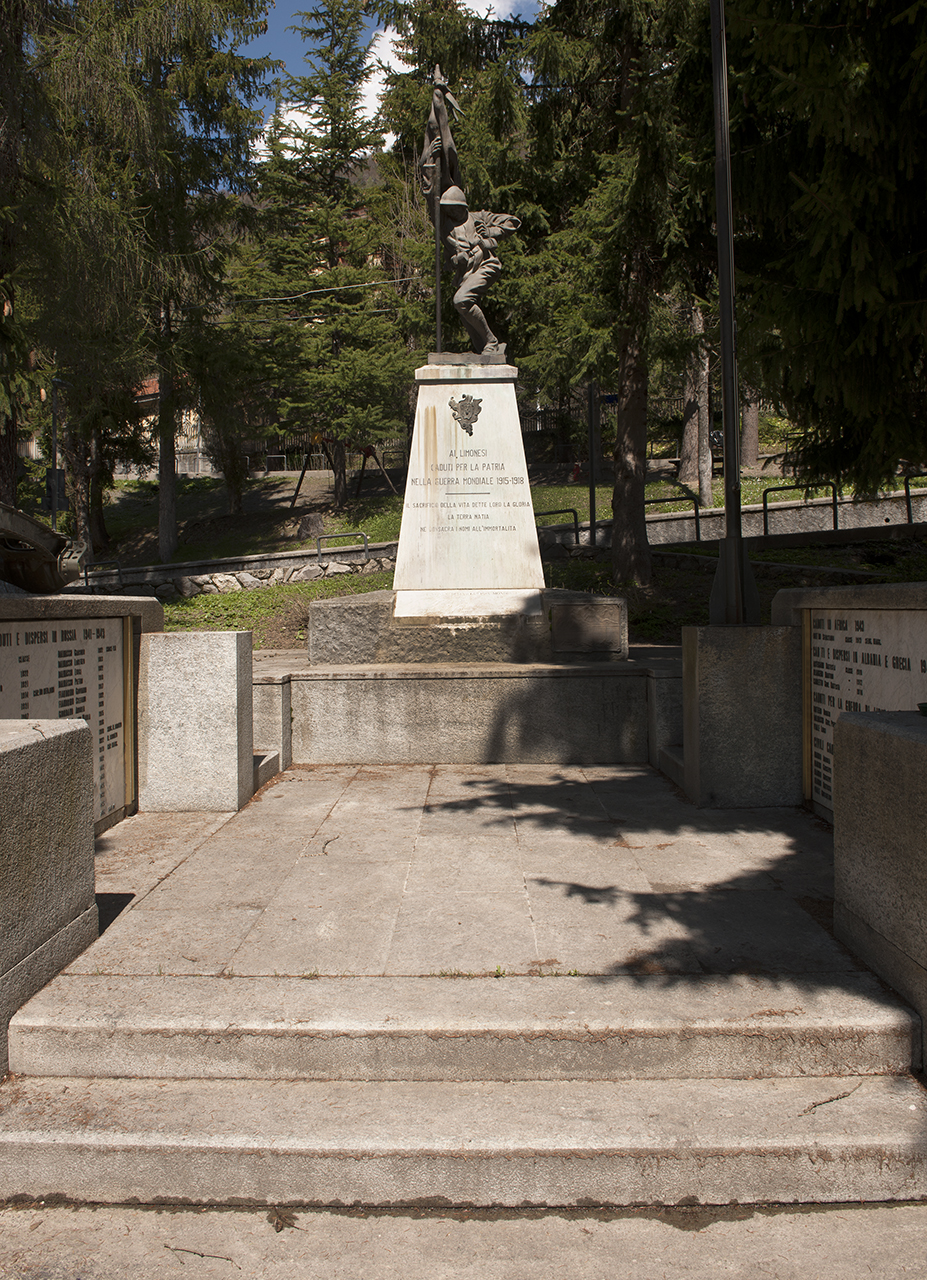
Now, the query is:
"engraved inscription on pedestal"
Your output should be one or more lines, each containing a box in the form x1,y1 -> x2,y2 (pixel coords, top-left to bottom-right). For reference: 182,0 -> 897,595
806,608 -> 927,811
405,444 -> 531,539
0,617 -> 129,822
394,364 -> 545,607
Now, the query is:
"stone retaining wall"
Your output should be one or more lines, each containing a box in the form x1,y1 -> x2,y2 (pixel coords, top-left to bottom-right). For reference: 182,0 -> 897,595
71,545 -> 399,602
542,486 -> 927,549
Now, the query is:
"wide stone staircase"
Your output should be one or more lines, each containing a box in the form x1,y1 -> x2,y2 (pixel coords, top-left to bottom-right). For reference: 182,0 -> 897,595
1,763 -> 925,1207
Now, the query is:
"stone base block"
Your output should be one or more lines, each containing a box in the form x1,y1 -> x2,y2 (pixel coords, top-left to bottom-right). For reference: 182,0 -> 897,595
307,589 -> 628,665
0,719 -> 97,1072
0,906 -> 97,1073
835,903 -> 925,1070
682,625 -> 803,807
253,676 -> 292,772
138,631 -> 254,811
290,663 -> 648,765
834,711 -> 927,1066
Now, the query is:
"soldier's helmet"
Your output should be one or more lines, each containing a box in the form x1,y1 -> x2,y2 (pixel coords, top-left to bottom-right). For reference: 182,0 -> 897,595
439,186 -> 468,211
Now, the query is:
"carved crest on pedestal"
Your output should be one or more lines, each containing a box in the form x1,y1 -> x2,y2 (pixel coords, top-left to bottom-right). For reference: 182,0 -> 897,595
448,394 -> 482,436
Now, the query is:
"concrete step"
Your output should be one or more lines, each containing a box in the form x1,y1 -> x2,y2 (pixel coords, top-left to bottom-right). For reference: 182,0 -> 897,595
657,742 -> 684,789
1,1073 -> 925,1207
9,974 -> 917,1082
252,750 -> 280,793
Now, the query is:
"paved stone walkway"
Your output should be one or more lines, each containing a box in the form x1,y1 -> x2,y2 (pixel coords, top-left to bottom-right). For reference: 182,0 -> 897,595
3,1198 -> 927,1279
85,763 -> 843,982
4,759 -> 926,1220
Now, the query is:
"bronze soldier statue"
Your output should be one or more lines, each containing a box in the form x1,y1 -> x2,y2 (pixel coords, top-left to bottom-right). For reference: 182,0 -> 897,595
419,66 -> 520,357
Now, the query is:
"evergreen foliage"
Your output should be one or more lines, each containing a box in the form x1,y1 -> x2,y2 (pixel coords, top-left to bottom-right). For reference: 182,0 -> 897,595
515,0 -> 706,583
226,0 -> 419,507
0,0 -> 274,557
5,0 -> 926,580
717,0 -> 927,493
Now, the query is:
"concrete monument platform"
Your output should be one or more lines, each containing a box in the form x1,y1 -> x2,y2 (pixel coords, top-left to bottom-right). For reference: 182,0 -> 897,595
308,588 -> 628,665
309,360 -> 628,665
3,762 -> 925,1207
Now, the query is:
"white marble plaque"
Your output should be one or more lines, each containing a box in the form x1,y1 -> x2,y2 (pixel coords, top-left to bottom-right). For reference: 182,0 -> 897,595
806,607 -> 927,811
394,363 -> 545,614
0,616 -> 128,821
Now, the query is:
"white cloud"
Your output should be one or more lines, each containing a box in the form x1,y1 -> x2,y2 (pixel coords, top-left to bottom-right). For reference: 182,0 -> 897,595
469,1 -> 541,19
361,28 -> 405,130
359,4 -> 541,133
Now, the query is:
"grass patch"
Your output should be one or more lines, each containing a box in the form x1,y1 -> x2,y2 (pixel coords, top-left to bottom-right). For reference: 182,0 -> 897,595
641,476 -> 843,514
163,571 -> 394,648
531,484 -> 614,526
327,494 -> 404,544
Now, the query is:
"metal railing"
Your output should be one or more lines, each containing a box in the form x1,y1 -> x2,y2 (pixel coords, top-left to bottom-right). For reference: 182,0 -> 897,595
535,508 -> 580,545
762,482 -> 838,536
83,560 -> 123,588
903,474 -> 927,524
379,448 -> 408,471
316,532 -> 370,561
644,495 -> 702,542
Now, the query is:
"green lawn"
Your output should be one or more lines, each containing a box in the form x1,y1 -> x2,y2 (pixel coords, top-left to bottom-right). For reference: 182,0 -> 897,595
162,571 -> 395,647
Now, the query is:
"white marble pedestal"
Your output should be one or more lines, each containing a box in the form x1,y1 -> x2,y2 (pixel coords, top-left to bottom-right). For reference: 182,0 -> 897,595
393,363 -> 545,618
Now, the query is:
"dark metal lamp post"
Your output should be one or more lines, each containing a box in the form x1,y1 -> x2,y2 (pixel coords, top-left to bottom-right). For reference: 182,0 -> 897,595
708,0 -> 759,624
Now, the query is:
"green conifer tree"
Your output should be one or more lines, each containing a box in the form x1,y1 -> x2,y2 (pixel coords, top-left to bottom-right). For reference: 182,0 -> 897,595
228,0 -> 416,507
718,0 -> 927,493
0,0 -> 274,552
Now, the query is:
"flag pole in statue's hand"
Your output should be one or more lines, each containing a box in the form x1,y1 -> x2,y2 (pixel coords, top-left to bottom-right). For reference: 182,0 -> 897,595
434,161 -> 442,354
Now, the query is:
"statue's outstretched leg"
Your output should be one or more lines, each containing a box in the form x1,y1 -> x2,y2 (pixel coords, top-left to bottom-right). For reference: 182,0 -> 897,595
454,261 -> 502,354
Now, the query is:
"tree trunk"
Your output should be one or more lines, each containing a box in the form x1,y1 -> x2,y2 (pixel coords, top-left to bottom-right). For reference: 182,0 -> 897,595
556,398 -> 572,465
696,324 -> 712,509
679,305 -> 712,509
61,422 -> 92,560
678,305 -> 705,486
0,4 -> 23,507
741,385 -> 760,469
88,423 -> 110,553
610,332 -> 651,586
678,377 -> 699,487
325,438 -> 348,508
157,304 -> 178,563
0,360 -> 17,506
158,370 -> 177,563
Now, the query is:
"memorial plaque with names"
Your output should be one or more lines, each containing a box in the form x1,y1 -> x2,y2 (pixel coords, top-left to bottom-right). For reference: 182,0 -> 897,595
0,616 -> 129,822
806,608 -> 927,812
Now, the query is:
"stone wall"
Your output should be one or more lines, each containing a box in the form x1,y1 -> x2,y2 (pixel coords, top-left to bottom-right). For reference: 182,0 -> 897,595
71,546 -> 398,602
542,486 -> 927,550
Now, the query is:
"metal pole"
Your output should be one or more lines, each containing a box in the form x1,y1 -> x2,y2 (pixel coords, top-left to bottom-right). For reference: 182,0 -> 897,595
708,0 -> 757,624
435,180 -> 443,354
51,382 -> 58,532
587,382 -> 597,547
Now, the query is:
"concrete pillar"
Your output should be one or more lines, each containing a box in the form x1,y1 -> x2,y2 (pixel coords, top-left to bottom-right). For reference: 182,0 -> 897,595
138,631 -> 253,811
682,625 -> 803,807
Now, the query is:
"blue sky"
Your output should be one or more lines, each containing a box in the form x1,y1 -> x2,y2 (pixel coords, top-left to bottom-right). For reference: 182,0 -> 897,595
241,2 -> 541,117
